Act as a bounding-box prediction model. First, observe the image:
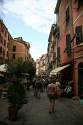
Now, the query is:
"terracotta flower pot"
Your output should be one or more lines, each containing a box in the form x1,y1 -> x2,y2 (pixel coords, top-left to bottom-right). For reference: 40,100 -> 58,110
8,106 -> 18,121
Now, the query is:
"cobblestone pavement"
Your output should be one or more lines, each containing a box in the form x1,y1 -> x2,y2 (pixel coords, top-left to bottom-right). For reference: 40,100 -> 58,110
0,88 -> 83,125
24,89 -> 83,125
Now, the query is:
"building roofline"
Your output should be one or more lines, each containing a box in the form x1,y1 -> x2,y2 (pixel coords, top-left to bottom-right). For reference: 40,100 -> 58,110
0,19 -> 8,31
13,37 -> 30,48
48,23 -> 56,42
54,0 -> 61,14
0,19 -> 13,40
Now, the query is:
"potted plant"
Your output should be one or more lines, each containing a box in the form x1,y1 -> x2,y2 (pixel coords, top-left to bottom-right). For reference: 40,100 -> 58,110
5,58 -> 35,121
7,82 -> 26,121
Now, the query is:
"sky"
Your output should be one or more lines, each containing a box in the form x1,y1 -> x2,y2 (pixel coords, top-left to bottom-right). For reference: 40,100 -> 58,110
0,0 -> 57,61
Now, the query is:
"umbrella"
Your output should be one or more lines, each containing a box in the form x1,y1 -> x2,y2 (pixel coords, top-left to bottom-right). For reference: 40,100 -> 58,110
0,64 -> 7,72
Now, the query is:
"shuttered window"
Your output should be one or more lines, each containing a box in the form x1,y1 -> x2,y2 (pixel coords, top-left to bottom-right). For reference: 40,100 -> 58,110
66,7 -> 70,26
4,40 -> 6,46
53,28 -> 56,36
53,26 -> 60,39
56,26 -> 60,39
7,51 -> 8,57
66,7 -> 69,21
0,35 -> 3,43
66,34 -> 71,54
49,61 -> 52,70
78,0 -> 83,8
75,25 -> 82,44
0,46 -> 2,53
57,47 -> 60,61
53,52 -> 56,63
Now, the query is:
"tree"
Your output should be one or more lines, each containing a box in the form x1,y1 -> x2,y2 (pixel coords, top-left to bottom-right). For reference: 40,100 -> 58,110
26,61 -> 36,79
6,58 -> 36,83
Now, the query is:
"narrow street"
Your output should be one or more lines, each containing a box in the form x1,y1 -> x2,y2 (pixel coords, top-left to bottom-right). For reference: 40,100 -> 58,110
23,88 -> 83,125
0,87 -> 83,125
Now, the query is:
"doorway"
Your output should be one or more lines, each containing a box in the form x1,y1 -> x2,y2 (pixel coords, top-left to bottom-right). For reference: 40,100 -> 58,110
78,62 -> 83,96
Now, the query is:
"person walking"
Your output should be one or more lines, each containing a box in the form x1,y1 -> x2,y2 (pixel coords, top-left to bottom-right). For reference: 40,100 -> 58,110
35,77 -> 42,99
47,79 -> 57,113
32,77 -> 36,96
56,79 -> 61,98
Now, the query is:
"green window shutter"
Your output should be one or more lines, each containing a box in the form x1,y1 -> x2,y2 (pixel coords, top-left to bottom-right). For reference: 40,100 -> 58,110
7,51 -> 8,57
53,52 -> 56,63
53,28 -> 56,36
49,62 -> 52,70
66,7 -> 70,22
51,61 -> 53,69
0,47 -> 2,53
66,34 -> 71,54
75,25 -> 82,44
53,26 -> 60,39
56,26 -> 60,39
70,34 -> 76,43
53,52 -> 56,60
57,47 -> 60,61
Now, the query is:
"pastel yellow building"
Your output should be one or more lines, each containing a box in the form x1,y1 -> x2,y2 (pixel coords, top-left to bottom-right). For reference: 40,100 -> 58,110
9,37 -> 30,61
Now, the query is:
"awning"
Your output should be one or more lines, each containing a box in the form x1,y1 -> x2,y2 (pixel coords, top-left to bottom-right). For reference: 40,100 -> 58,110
0,64 -> 7,72
50,72 -> 57,75
50,64 -> 71,75
0,73 -> 4,76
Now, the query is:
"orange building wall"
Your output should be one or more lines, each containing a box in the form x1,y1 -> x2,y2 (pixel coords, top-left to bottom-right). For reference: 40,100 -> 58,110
9,39 -> 29,61
0,20 -> 9,59
55,0 -> 83,96
57,0 -> 74,65
72,1 -> 83,96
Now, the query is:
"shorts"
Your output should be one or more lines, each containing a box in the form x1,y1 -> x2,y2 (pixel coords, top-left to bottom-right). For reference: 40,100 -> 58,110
48,93 -> 57,101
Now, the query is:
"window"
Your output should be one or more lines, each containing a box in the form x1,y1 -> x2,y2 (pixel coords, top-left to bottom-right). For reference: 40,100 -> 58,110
12,53 -> 16,59
74,0 -> 83,9
78,0 -> 83,8
66,34 -> 71,54
7,43 -> 9,48
0,46 -> 2,53
53,52 -> 56,63
13,46 -> 16,52
56,26 -> 60,39
0,36 -> 3,43
78,0 -> 81,4
66,7 -> 70,25
7,51 -> 8,57
0,34 -> 1,43
42,60 -> 45,66
53,26 -> 60,39
75,25 -> 82,45
57,47 -> 60,61
53,28 -> 57,37
5,31 -> 7,36
3,50 -> 5,55
4,40 -> 6,46
49,62 -> 52,70
1,28 -> 4,32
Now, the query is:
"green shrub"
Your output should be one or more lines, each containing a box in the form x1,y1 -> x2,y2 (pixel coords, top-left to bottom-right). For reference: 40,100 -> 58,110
7,83 -> 26,110
0,121 -> 7,125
